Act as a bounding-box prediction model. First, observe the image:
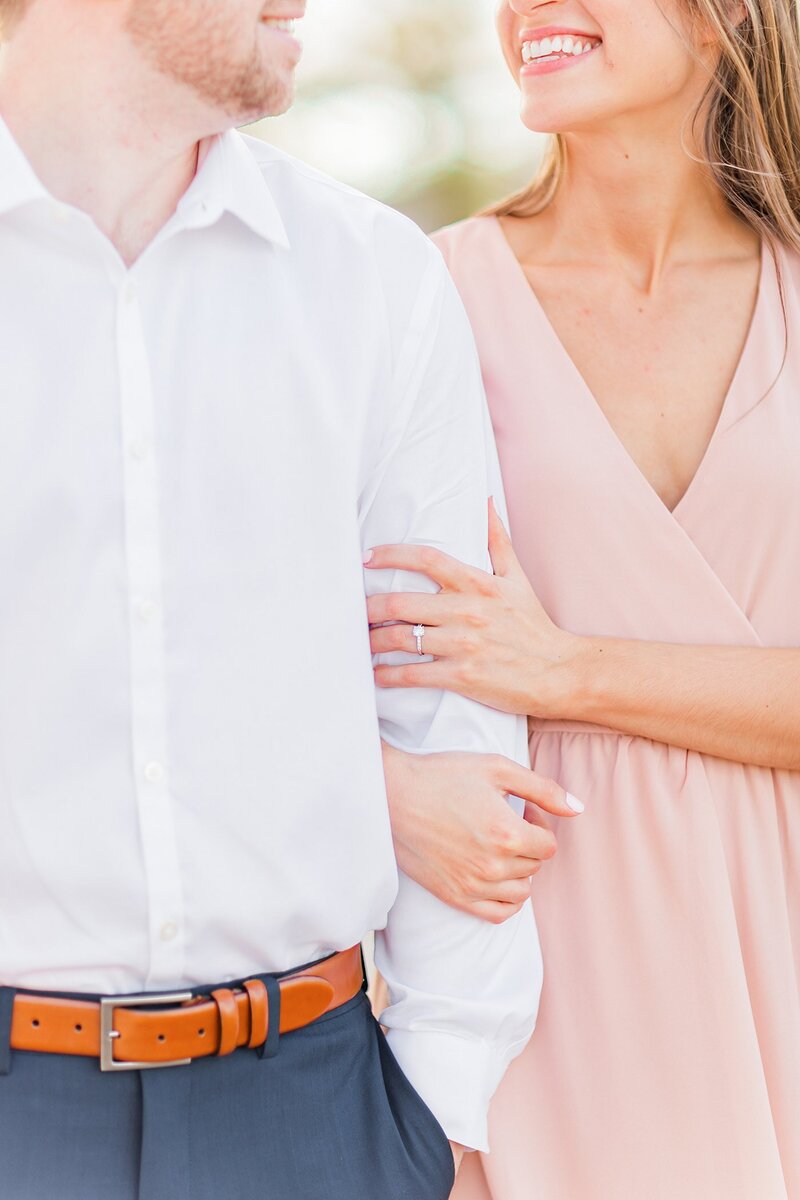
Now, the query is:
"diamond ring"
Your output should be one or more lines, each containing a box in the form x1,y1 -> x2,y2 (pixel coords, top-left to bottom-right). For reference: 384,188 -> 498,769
412,624 -> 426,656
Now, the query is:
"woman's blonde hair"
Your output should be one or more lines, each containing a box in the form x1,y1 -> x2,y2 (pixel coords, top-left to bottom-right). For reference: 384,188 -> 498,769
486,1 -> 800,253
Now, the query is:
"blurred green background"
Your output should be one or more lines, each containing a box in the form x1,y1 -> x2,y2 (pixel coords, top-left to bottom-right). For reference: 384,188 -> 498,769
247,0 -> 546,233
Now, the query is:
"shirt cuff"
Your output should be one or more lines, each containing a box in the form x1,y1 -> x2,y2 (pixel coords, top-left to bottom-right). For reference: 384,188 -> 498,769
385,1027 -> 517,1153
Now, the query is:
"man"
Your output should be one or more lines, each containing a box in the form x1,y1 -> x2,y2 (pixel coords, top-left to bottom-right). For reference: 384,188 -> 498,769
0,2 -> 575,1196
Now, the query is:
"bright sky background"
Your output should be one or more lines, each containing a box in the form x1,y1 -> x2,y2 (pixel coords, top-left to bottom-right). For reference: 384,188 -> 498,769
249,0 -> 539,209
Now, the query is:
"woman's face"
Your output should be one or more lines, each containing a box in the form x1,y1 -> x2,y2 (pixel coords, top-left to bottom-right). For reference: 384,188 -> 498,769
496,0 -> 718,137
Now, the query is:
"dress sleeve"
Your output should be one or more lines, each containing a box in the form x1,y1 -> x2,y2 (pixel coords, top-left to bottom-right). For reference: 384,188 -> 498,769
360,249 -> 542,1153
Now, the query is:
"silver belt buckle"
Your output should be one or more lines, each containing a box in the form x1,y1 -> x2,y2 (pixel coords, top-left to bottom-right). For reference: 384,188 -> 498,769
99,990 -> 194,1072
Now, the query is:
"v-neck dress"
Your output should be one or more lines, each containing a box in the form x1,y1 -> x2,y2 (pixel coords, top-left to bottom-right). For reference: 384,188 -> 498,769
434,216 -> 800,1200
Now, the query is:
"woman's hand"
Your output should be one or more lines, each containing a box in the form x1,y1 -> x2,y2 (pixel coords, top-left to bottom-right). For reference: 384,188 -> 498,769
382,742 -> 583,924
365,500 -> 578,717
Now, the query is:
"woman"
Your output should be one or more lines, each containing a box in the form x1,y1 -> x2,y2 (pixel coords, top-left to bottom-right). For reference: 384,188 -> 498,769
367,1 -> 800,1197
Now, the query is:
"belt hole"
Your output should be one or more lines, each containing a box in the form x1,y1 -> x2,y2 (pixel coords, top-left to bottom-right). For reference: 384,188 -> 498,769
74,1024 -> 82,1033
157,1034 -> 166,1043
31,1019 -> 40,1028
198,1028 -> 206,1037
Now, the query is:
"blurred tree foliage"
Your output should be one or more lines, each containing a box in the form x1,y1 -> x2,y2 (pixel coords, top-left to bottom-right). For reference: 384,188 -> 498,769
254,0 -> 540,232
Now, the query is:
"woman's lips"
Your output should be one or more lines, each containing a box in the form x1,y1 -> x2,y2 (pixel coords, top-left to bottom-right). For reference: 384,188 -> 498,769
519,32 -> 602,75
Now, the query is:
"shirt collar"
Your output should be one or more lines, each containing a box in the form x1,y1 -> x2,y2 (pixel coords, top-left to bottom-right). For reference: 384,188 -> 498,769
0,116 -> 290,250
0,116 -> 50,217
176,128 -> 291,250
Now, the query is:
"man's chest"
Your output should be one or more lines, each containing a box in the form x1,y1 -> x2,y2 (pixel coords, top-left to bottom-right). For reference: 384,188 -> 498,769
1,266 -> 385,492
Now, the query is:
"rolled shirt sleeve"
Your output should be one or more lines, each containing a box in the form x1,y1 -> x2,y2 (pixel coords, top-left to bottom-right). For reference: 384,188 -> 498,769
360,248 -> 543,1152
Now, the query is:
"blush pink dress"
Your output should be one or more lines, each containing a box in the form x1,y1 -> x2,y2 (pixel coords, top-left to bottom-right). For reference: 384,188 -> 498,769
434,216 -> 800,1200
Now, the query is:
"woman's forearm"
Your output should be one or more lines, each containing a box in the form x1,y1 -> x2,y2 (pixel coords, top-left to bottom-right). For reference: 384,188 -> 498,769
363,529 -> 800,771
556,638 -> 800,770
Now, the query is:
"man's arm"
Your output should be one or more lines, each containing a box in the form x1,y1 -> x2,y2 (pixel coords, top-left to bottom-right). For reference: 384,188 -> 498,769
360,248 -> 543,1153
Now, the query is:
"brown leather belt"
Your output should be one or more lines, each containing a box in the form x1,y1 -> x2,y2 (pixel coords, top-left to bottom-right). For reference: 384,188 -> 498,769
9,946 -> 363,1072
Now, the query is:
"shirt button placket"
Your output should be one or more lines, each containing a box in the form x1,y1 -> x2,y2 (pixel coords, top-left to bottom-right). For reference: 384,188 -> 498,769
116,274 -> 186,988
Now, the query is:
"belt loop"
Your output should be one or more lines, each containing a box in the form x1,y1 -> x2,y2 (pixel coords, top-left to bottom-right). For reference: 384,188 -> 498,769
257,975 -> 281,1061
211,988 -> 240,1058
0,988 -> 17,1076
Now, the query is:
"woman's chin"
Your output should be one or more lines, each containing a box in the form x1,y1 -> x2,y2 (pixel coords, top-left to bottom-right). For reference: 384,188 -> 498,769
518,107 -> 571,136
518,100 -> 608,138
519,114 -> 563,136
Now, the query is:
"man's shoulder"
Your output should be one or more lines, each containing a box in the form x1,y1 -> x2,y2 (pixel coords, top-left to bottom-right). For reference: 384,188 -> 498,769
238,131 -> 379,212
238,132 -> 441,270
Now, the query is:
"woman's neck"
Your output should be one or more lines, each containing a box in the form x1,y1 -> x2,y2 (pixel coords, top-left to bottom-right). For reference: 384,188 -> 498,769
520,124 -> 758,291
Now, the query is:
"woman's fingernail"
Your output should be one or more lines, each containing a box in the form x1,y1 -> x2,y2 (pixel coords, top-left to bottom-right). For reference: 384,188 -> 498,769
363,550 -> 374,566
566,793 -> 585,814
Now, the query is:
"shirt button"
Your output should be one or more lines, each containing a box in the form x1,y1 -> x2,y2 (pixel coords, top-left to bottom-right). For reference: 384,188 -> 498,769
52,205 -> 71,226
136,598 -> 157,623
144,761 -> 164,785
159,921 -> 178,943
128,438 -> 150,462
123,279 -> 137,305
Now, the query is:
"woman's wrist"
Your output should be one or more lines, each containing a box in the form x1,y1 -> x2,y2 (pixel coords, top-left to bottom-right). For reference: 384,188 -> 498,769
535,631 -> 599,720
552,634 -> 628,723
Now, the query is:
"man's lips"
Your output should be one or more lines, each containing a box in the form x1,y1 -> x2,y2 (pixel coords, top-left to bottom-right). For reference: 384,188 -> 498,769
259,7 -> 306,25
259,13 -> 304,40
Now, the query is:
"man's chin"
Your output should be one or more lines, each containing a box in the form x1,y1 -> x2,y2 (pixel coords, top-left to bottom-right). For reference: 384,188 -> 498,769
233,79 -> 296,126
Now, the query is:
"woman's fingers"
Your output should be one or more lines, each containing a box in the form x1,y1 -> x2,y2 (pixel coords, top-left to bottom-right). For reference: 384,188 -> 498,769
367,591 -> 452,627
502,856 -> 549,880
364,543 -> 493,594
493,757 -> 586,819
472,877 -> 533,906
369,621 -> 457,657
516,820 -> 559,863
374,661 -> 448,690
369,624 -> 412,656
370,624 -> 424,657
469,899 -> 529,926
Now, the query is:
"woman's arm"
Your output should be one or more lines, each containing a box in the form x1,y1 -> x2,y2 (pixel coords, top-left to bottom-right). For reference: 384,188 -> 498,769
366,501 -> 800,772
562,637 -> 800,770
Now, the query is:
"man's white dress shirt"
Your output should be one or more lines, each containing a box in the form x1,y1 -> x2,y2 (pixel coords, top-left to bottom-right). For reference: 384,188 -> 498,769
0,118 -> 542,1150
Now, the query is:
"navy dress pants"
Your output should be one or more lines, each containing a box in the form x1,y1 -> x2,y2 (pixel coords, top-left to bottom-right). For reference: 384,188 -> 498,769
0,986 -> 456,1200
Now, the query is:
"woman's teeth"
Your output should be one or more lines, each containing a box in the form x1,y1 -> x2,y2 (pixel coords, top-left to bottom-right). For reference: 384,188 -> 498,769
522,36 -> 599,64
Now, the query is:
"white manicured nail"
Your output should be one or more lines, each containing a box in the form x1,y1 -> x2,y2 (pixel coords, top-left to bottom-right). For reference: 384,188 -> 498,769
566,793 -> 585,814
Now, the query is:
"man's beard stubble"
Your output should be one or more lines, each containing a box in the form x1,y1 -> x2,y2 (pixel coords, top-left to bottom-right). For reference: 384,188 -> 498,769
126,0 -> 293,122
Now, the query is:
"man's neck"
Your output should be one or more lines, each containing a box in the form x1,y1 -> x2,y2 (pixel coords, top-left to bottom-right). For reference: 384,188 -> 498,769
0,6 -> 215,265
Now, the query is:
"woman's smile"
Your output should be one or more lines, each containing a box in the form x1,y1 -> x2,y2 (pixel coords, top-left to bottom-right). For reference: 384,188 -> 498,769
520,29 -> 603,75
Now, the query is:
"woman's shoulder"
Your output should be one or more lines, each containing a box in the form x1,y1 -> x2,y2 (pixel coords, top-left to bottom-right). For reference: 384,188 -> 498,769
431,214 -> 499,270
775,238 -> 800,287
767,239 -> 800,330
